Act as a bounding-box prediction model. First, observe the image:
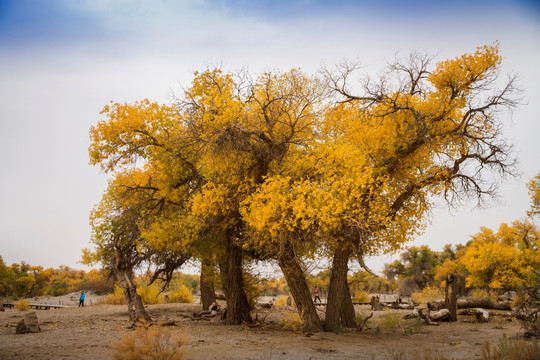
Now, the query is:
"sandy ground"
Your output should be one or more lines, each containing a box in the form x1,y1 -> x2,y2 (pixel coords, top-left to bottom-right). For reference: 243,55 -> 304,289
0,294 -> 532,360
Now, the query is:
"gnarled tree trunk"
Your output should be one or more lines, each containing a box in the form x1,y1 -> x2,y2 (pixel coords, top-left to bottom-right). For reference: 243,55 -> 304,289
444,273 -> 458,322
115,269 -> 151,323
278,240 -> 323,332
340,279 -> 356,328
223,236 -> 252,325
200,257 -> 217,310
325,245 -> 354,332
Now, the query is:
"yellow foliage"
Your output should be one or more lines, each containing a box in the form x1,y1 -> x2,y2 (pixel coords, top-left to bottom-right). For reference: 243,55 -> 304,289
167,285 -> 193,304
460,221 -> 540,289
15,299 -> 30,311
111,325 -> 188,360
527,172 -> 540,217
274,295 -> 290,306
87,45 -> 519,320
353,291 -> 369,303
470,289 -> 498,302
101,285 -> 126,305
280,310 -> 303,333
411,286 -> 443,305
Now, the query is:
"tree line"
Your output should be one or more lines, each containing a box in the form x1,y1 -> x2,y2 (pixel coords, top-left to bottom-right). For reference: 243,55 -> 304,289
83,44 -> 524,331
0,258 -> 114,298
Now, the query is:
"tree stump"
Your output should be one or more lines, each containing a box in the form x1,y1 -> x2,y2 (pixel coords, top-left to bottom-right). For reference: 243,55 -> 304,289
16,311 -> 41,334
370,296 -> 384,311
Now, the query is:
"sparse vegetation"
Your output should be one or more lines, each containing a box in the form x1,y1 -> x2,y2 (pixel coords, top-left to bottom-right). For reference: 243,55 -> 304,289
280,310 -> 303,333
379,311 -> 402,333
482,336 -> 540,360
111,325 -> 188,360
410,286 -> 443,305
15,299 -> 29,311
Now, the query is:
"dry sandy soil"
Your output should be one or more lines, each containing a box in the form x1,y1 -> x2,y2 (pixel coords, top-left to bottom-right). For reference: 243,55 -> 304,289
0,293 -> 532,360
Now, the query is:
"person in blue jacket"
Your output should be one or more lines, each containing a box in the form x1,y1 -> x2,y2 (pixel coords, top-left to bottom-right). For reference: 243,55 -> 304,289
79,291 -> 85,307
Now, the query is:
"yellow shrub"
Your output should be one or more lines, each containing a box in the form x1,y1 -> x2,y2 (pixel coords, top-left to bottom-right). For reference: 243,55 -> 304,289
274,295 -> 289,306
411,286 -> 443,305
168,285 -> 193,304
101,285 -> 126,305
137,283 -> 163,305
280,310 -> 303,333
111,325 -> 188,360
15,299 -> 30,311
353,291 -> 369,302
470,289 -> 498,302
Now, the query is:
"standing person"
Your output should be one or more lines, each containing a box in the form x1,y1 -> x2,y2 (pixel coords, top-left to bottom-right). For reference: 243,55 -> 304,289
314,286 -> 321,303
79,291 -> 85,307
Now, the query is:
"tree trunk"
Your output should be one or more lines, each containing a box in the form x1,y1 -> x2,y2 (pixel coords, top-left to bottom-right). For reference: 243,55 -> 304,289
340,279 -> 356,328
325,245 -> 353,332
223,236 -> 252,325
444,274 -> 458,322
200,257 -> 217,310
217,256 -> 229,300
115,270 -> 151,323
278,240 -> 323,332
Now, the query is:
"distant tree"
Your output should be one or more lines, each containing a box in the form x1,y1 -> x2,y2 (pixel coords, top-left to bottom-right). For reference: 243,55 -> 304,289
387,246 -> 441,290
527,172 -> 540,218
0,256 -> 15,297
460,221 -> 540,290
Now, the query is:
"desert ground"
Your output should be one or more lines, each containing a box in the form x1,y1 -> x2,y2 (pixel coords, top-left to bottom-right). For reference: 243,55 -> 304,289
0,293 -> 532,360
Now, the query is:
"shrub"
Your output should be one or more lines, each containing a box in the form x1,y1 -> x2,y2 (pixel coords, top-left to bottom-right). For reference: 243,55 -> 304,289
168,285 -> 193,304
274,295 -> 289,306
355,311 -> 373,330
482,336 -> 540,360
111,325 -> 188,360
137,283 -> 163,305
353,291 -> 369,302
380,311 -> 402,333
101,285 -> 126,305
471,289 -> 498,302
411,286 -> 443,305
15,299 -> 30,311
280,310 -> 303,333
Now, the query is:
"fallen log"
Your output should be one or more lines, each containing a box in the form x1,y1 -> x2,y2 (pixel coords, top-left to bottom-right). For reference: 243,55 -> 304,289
407,308 -> 450,324
387,302 -> 415,310
459,308 -> 489,322
192,301 -> 222,319
418,308 -> 439,326
430,298 -> 511,311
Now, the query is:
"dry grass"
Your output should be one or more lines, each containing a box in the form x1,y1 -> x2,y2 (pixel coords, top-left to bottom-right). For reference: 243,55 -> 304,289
111,324 -> 188,360
482,335 -> 540,360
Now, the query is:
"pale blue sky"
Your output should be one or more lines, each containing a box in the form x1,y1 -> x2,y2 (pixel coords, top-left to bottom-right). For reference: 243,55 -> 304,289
1,0 -> 539,273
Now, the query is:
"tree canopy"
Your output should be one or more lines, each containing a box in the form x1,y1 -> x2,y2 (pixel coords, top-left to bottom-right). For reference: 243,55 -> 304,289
86,44 -> 521,330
